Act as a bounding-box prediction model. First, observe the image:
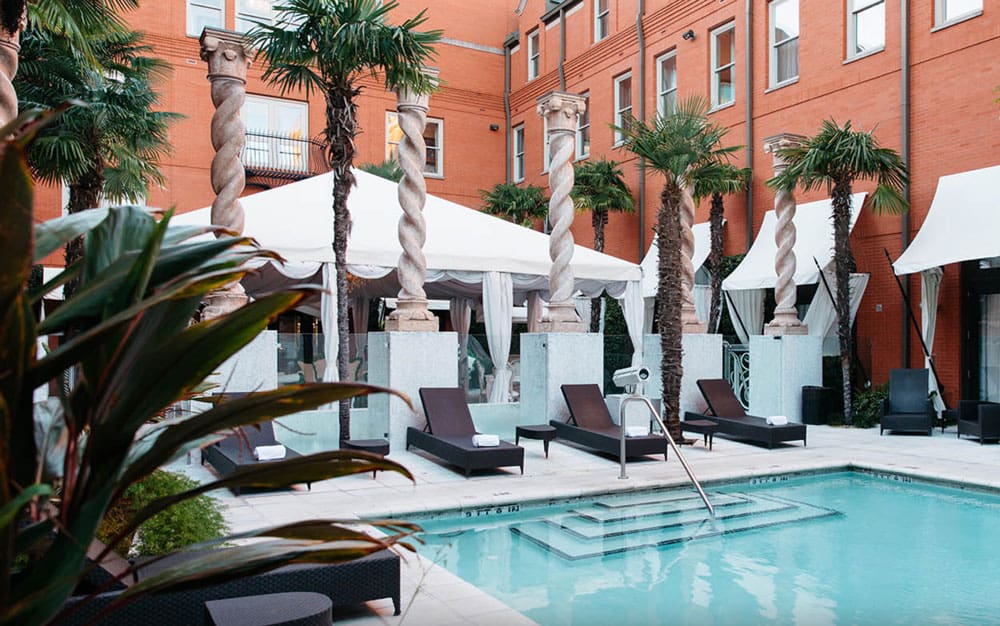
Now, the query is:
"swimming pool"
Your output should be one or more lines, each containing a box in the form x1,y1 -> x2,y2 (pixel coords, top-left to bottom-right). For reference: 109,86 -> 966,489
414,471 -> 1000,625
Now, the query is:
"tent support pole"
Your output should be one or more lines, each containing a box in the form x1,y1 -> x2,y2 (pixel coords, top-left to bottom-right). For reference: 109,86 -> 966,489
883,248 -> 942,393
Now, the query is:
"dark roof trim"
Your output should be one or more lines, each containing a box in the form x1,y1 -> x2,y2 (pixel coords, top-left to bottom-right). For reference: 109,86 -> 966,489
504,30 -> 519,48
540,0 -> 583,25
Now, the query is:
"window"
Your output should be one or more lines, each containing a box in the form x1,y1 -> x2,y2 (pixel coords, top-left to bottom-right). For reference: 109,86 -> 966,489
576,93 -> 590,160
187,0 -> 223,36
236,0 -> 277,32
656,51 -> 678,116
385,112 -> 444,178
527,30 -> 540,80
936,0 -> 982,26
847,0 -> 885,58
769,0 -> 799,87
513,125 -> 525,182
594,0 -> 609,42
242,95 -> 309,172
710,24 -> 735,108
613,73 -> 632,145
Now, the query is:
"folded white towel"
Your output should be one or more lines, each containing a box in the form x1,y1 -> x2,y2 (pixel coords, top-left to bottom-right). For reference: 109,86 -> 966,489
253,444 -> 287,461
766,415 -> 789,426
472,434 -> 500,447
625,425 -> 649,438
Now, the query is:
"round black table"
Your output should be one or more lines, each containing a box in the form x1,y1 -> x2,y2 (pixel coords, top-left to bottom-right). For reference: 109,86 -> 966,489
341,439 -> 390,477
681,419 -> 717,451
204,591 -> 332,626
515,424 -> 557,458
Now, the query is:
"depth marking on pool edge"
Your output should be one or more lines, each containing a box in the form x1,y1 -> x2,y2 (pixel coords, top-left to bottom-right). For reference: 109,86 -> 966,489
464,504 -> 521,518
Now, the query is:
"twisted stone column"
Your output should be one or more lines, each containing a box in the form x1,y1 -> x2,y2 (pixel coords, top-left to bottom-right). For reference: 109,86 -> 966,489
0,9 -> 26,128
199,28 -> 251,319
385,68 -> 439,332
537,92 -> 586,332
679,182 -> 707,333
764,133 -> 808,335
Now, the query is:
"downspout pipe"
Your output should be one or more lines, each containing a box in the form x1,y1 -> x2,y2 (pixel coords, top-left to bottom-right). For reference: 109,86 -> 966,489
558,7 -> 566,90
636,0 -> 646,259
744,0 -> 754,250
504,33 -> 516,183
900,0 -> 911,367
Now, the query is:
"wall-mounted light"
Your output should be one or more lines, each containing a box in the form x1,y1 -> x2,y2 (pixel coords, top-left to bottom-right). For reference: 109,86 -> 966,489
682,29 -> 696,41
489,123 -> 500,131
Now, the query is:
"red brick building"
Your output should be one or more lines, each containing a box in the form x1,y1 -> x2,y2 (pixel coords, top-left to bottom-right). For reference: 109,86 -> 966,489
33,0 -> 1000,403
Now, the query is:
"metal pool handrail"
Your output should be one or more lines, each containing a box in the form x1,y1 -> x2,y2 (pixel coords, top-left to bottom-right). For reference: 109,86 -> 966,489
619,393 -> 715,518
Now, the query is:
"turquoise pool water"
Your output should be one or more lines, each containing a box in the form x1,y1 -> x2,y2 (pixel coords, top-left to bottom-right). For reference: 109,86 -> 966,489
415,472 -> 1000,625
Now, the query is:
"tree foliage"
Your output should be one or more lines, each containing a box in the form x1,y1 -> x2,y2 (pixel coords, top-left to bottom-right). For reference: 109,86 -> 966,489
479,182 -> 549,229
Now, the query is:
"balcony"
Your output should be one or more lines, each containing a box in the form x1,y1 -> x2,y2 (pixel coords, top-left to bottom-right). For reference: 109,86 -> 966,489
241,130 -> 329,188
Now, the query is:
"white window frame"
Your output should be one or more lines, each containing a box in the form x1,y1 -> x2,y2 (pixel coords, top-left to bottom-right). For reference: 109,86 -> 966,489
710,23 -> 736,109
847,0 -> 885,60
512,124 -> 525,183
768,0 -> 799,88
934,0 -> 983,28
527,30 -> 540,80
594,0 -> 609,42
235,0 -> 277,33
576,92 -> 590,161
385,112 -> 444,178
656,51 -> 678,117
243,94 -> 310,173
186,0 -> 223,37
613,73 -> 632,146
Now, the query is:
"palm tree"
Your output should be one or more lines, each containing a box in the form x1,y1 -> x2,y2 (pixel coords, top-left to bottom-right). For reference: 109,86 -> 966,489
769,119 -> 907,424
16,26 -> 179,295
359,159 -> 403,182
692,163 -> 749,333
247,0 -> 440,442
571,158 -> 634,331
479,182 -> 549,228
616,96 -> 740,439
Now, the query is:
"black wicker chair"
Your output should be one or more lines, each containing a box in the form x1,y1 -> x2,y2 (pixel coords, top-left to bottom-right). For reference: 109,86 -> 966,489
879,369 -> 934,436
685,379 -> 807,449
201,421 -> 308,495
550,384 -> 668,461
956,400 -> 1000,444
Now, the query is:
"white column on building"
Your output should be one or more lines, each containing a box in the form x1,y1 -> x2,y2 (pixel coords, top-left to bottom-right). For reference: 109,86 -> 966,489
679,183 -> 707,333
763,132 -> 808,335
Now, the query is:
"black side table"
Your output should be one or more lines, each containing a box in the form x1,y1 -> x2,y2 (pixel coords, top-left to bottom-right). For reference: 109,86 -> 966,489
681,419 -> 717,451
205,591 -> 332,626
342,439 -> 390,477
515,424 -> 557,458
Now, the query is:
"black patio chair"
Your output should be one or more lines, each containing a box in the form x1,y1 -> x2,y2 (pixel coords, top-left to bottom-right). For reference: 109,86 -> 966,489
879,369 -> 934,435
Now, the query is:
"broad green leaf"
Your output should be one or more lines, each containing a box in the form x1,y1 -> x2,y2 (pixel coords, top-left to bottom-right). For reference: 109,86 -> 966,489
0,484 -> 52,529
33,208 -> 111,261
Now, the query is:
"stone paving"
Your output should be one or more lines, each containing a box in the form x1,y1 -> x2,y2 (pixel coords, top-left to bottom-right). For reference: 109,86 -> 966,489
171,423 -> 1000,625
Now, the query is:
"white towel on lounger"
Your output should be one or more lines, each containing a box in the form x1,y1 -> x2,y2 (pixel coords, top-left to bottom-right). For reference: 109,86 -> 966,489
472,434 -> 500,447
253,444 -> 287,460
766,415 -> 788,425
625,426 -> 649,438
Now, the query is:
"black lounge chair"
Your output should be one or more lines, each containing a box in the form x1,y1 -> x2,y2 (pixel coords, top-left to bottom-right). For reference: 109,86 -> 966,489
201,421 -> 308,495
550,384 -> 668,461
406,387 -> 524,477
685,379 -> 807,449
879,369 -> 934,435
955,399 -> 1000,444
63,547 -> 401,626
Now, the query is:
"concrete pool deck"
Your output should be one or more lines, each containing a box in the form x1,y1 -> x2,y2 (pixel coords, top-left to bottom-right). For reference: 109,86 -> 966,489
173,424 -> 1000,625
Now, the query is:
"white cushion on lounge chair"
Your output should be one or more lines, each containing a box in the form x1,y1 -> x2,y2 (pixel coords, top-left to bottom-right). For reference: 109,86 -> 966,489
254,444 -> 287,460
625,426 -> 649,437
472,434 -> 500,447
766,415 -> 788,425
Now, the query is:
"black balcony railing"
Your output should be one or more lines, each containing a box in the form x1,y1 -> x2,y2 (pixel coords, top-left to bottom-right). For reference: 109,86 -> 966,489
242,130 -> 329,188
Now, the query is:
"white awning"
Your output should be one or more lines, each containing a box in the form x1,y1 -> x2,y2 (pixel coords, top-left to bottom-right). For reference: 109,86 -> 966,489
722,192 -> 867,291
893,164 -> 1000,275
639,221 -> 711,299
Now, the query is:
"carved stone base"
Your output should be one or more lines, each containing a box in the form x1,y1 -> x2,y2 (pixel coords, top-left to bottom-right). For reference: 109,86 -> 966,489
538,319 -> 588,333
764,311 -> 809,336
681,304 -> 707,334
384,299 -> 439,332
202,283 -> 249,320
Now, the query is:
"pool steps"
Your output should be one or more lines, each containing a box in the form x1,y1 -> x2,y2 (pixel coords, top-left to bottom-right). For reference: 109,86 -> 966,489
510,491 -> 840,561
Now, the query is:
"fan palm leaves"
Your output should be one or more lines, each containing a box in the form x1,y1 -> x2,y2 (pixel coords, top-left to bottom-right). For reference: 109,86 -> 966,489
768,119 -> 908,423
247,0 -> 440,441
480,182 -> 549,229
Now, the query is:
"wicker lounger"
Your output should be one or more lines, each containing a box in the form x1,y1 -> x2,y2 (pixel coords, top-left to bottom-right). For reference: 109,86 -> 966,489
406,387 -> 524,477
689,379 -> 807,449
201,421 -> 308,495
550,384 -> 668,461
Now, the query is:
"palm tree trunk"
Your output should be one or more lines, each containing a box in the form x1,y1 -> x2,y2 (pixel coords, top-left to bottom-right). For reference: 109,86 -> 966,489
708,192 -> 725,333
831,179 -> 855,424
64,168 -> 104,299
657,186 -> 683,440
590,208 -> 608,332
325,80 -> 360,443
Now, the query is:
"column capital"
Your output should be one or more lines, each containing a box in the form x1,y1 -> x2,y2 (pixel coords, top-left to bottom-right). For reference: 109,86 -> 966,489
199,27 -> 251,82
763,132 -> 807,171
536,91 -> 586,133
396,66 -> 439,112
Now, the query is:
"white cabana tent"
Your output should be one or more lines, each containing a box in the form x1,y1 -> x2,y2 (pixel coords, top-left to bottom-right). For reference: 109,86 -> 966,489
639,222 -> 712,332
174,169 -> 643,399
893,164 -> 1000,410
722,192 -> 868,349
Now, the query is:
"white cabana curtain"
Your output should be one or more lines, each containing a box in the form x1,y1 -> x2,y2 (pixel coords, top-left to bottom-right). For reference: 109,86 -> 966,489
618,280 -> 644,367
726,289 -> 765,344
320,264 -> 338,382
526,291 -> 543,333
693,284 -> 711,324
450,297 -> 474,389
802,273 -> 870,356
921,267 -> 946,413
484,272 -> 514,403
642,298 -> 656,334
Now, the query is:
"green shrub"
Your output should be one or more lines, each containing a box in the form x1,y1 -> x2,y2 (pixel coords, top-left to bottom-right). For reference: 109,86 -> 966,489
99,470 -> 228,556
852,384 -> 888,429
